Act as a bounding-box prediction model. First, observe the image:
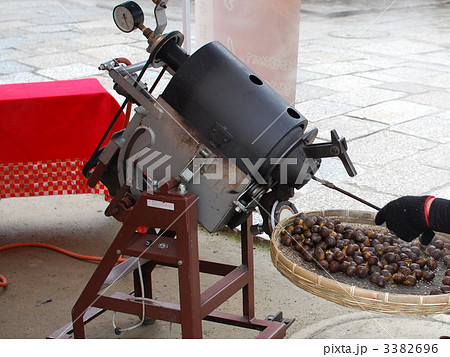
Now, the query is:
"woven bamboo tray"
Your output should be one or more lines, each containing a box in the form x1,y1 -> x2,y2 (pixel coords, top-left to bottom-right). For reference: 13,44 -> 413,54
270,210 -> 450,315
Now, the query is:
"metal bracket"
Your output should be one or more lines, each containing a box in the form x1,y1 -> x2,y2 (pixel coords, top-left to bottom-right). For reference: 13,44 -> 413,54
265,311 -> 295,330
210,122 -> 233,148
304,129 -> 357,177
179,147 -> 212,183
153,0 -> 168,39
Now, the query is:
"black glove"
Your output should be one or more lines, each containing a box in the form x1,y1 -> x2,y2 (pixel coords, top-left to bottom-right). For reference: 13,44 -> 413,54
375,196 -> 435,244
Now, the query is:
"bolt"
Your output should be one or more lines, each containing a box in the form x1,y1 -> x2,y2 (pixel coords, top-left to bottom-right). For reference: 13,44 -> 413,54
116,250 -> 122,255
330,146 -> 340,156
177,260 -> 183,266
145,240 -> 153,247
199,148 -> 210,158
177,183 -> 187,194
152,180 -> 159,191
158,243 -> 168,249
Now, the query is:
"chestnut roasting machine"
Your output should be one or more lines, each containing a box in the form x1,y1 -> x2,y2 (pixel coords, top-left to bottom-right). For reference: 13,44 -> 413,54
50,0 -> 357,339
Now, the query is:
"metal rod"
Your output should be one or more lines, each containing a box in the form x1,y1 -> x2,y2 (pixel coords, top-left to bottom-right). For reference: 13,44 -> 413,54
311,175 -> 381,211
116,60 -> 147,75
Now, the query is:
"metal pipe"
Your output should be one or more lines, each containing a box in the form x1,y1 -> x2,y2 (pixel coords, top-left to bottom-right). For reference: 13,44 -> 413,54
116,61 -> 148,75
182,0 -> 191,53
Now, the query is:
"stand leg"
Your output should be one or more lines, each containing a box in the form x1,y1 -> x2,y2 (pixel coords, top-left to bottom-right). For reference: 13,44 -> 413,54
133,261 -> 156,299
241,216 -> 255,320
71,224 -> 136,338
177,210 -> 202,338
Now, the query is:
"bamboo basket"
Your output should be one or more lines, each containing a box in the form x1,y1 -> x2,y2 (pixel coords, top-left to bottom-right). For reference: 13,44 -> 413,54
270,210 -> 450,315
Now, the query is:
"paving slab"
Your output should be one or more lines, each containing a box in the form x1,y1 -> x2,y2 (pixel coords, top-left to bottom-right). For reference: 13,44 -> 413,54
36,63 -> 101,81
296,99 -> 357,121
391,114 -> 450,144
306,74 -> 383,92
311,115 -> 388,142
349,156 -> 449,197
348,130 -> 438,167
291,312 -> 450,339
320,87 -> 406,108
348,100 -> 440,125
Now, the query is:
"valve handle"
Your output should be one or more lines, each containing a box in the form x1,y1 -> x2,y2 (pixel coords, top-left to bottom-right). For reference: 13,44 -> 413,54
304,129 -> 357,177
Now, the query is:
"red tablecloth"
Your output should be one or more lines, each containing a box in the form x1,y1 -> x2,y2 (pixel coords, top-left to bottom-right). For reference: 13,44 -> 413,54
0,79 -> 124,198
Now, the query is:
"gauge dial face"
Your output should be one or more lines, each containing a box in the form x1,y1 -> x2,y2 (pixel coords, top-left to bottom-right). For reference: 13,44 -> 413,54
113,1 -> 144,33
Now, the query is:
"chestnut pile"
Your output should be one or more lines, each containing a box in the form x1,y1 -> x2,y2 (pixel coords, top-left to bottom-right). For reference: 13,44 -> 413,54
280,213 -> 450,295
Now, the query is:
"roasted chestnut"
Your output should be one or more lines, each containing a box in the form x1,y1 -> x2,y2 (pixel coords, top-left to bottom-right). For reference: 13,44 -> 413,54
320,226 -> 330,238
311,232 -> 322,244
410,246 -> 421,256
427,257 -> 438,270
356,264 -> 369,278
340,261 -> 351,272
281,235 -> 293,246
346,265 -> 357,277
414,258 -> 426,268
302,249 -> 314,262
433,239 -> 444,250
376,275 -> 387,287
422,271 -> 435,282
431,249 -> 443,260
304,217 -> 314,229
318,259 -> 329,270
443,255 -> 450,267
294,225 -> 303,234
442,276 -> 450,286
334,250 -> 345,263
380,269 -> 391,280
385,252 -> 396,264
403,275 -> 417,287
317,241 -> 328,251
367,255 -> 379,266
325,250 -> 335,263
346,244 -> 358,256
412,270 -> 423,281
335,223 -> 344,234
369,265 -> 381,275
314,247 -> 325,261
392,273 -> 406,284
429,289 -> 442,295
353,255 -> 365,265
329,260 -> 341,273
370,272 -> 381,284
324,235 -> 336,248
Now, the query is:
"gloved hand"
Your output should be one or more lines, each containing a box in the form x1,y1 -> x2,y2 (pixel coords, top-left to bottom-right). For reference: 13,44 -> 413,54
375,196 -> 435,244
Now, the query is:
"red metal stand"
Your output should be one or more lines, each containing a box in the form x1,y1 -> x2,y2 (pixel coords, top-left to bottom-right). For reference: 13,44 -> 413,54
49,179 -> 288,339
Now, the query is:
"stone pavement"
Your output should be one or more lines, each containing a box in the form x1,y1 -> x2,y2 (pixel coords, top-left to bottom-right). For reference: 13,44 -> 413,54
0,0 -> 449,339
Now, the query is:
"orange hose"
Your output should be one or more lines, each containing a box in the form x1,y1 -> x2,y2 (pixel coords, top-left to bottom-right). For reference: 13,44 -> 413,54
0,243 -> 126,288
123,101 -> 133,129
0,274 -> 7,287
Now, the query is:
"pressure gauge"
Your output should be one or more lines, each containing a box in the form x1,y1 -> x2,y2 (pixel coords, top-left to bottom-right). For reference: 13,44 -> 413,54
113,1 -> 144,33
